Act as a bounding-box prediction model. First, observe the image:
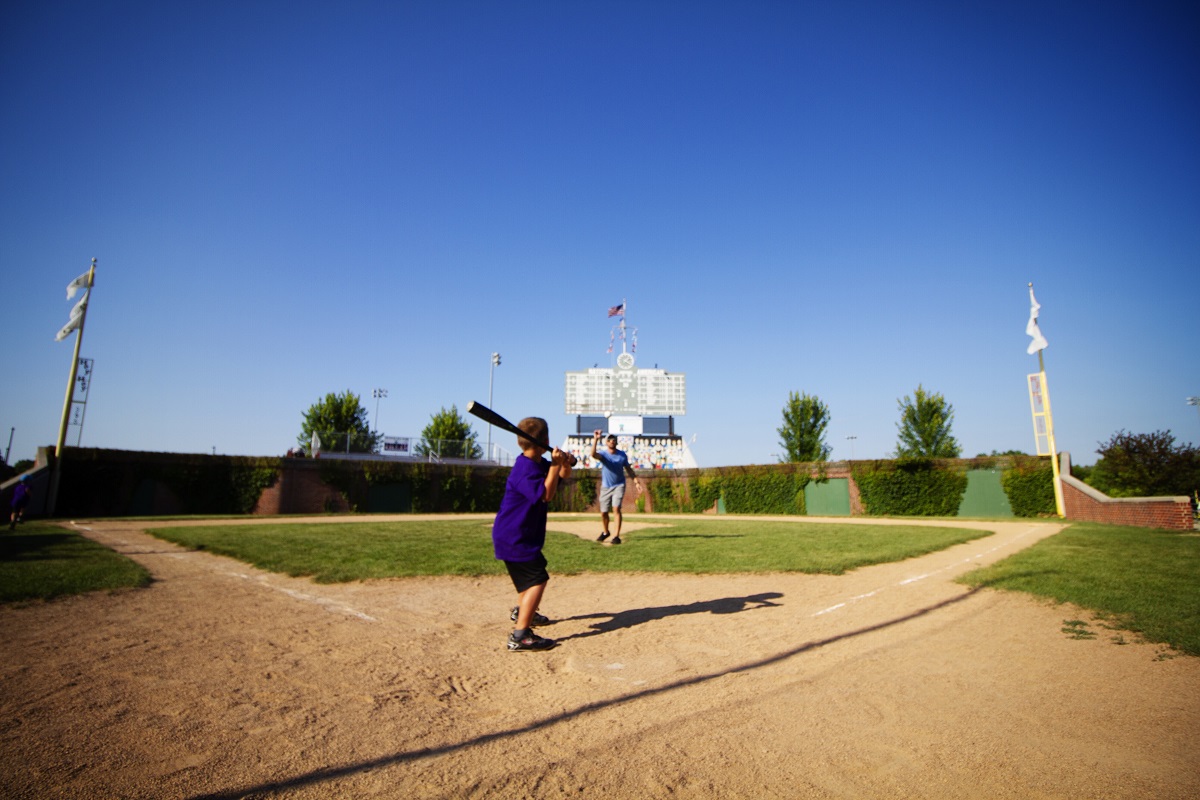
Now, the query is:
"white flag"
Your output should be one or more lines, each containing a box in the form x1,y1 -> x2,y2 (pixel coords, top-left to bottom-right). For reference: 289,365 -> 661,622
54,290 -> 88,341
55,316 -> 81,342
66,271 -> 90,300
1026,286 -> 1048,354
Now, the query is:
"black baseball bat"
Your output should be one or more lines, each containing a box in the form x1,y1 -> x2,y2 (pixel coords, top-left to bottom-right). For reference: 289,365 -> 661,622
466,401 -> 577,465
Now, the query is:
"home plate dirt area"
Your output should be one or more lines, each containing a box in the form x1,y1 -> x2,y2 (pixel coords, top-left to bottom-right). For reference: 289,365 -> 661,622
2,514 -> 1198,799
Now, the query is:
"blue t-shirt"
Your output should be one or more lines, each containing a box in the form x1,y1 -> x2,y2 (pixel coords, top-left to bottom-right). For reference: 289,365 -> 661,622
595,448 -> 630,488
492,453 -> 549,562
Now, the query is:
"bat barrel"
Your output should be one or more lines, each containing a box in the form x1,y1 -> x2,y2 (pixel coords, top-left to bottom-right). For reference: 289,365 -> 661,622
467,401 -> 577,466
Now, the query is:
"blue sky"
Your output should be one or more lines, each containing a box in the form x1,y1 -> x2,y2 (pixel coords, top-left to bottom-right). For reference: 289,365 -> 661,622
2,1 -> 1197,468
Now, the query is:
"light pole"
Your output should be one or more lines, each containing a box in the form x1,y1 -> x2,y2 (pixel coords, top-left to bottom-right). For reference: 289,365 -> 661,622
846,435 -> 857,460
487,352 -> 501,461
373,388 -> 388,436
1188,397 -> 1200,429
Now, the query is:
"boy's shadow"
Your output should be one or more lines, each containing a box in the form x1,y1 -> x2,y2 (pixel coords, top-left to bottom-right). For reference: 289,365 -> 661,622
557,592 -> 783,641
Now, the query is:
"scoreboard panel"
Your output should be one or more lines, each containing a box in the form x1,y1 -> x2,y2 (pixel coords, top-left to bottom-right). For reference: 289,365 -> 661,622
565,360 -> 686,416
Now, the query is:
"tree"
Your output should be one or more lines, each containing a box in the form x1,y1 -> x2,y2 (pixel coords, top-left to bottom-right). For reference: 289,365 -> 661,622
416,405 -> 482,459
777,391 -> 832,463
298,390 -> 380,454
1086,430 -> 1200,498
894,384 -> 961,458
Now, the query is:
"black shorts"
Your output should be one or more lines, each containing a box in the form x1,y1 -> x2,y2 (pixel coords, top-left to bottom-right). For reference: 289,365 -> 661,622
504,553 -> 549,594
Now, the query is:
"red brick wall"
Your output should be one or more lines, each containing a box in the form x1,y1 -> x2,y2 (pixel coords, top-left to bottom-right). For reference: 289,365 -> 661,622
252,459 -> 351,515
1060,475 -> 1192,531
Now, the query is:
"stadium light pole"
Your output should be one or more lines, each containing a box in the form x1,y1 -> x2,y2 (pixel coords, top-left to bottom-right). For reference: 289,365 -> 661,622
488,353 -> 501,461
846,435 -> 857,460
373,388 -> 388,434
1188,397 -> 1200,429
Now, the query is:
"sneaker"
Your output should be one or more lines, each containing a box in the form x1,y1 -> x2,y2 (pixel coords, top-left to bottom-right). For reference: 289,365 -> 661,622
596,532 -> 610,542
507,630 -> 556,651
510,606 -> 551,626
611,536 -> 622,545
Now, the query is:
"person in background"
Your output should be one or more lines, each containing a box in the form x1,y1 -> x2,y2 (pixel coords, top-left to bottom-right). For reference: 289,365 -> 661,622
591,431 -> 642,545
9,475 -> 31,530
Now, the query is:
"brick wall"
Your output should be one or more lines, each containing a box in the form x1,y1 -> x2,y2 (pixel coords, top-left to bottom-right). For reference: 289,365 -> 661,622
252,459 -> 349,515
1058,453 -> 1193,531
1060,474 -> 1192,530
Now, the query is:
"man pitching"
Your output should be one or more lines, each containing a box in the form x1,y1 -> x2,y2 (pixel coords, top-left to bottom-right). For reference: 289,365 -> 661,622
590,431 -> 643,545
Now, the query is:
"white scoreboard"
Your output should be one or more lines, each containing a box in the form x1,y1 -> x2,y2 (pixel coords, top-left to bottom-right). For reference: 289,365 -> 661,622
565,352 -> 686,416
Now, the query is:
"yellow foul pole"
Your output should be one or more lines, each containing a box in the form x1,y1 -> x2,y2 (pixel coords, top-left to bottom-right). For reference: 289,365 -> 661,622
1037,348 -> 1066,517
55,258 -> 96,457
1028,282 -> 1065,518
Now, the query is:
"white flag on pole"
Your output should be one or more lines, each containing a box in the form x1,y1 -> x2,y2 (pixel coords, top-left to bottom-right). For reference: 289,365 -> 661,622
66,271 -> 90,300
1026,286 -> 1048,354
54,290 -> 88,341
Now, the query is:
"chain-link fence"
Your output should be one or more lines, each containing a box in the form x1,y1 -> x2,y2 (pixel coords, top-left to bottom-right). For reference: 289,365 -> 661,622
303,433 -> 509,464
413,439 -> 483,461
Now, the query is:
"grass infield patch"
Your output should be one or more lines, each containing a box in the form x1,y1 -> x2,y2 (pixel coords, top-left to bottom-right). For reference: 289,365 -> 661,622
959,522 -> 1200,657
0,522 -> 152,603
147,516 -> 989,583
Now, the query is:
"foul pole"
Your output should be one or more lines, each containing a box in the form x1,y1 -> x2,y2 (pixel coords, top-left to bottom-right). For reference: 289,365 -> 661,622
49,259 -> 96,515
1036,349 -> 1066,517
1026,282 -> 1065,517
55,259 -> 96,456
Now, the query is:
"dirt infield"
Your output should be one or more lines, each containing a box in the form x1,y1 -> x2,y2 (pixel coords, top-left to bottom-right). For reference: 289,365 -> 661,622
2,514 -> 1198,799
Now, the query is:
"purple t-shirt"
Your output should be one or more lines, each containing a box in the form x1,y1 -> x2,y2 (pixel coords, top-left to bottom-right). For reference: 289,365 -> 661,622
492,453 -> 549,562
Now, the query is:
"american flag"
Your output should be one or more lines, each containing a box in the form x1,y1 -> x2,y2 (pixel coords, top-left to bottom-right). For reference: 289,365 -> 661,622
607,303 -> 624,317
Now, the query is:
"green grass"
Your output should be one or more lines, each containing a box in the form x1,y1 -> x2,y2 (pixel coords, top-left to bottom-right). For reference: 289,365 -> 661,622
0,522 -> 152,602
147,516 -> 991,583
10,515 -> 1199,657
959,522 -> 1200,656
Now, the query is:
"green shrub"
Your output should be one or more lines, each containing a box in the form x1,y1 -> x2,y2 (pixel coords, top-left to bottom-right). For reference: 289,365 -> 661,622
688,475 -> 723,512
649,475 -> 680,512
549,475 -> 590,512
575,471 -> 598,509
720,468 -> 807,515
1001,460 -> 1056,517
854,458 -> 967,516
230,462 -> 280,513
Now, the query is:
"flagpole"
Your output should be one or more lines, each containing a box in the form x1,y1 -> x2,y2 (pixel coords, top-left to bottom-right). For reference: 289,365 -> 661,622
1030,283 -> 1065,518
620,297 -> 627,353
55,259 -> 96,459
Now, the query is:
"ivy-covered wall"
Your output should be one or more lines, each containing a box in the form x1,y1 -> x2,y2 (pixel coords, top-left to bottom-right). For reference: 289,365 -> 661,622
50,448 -> 1060,520
52,448 -> 600,517
645,457 -> 1056,519
55,448 -> 280,517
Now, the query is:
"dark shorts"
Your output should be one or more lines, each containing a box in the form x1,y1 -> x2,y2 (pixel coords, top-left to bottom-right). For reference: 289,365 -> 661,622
504,552 -> 549,594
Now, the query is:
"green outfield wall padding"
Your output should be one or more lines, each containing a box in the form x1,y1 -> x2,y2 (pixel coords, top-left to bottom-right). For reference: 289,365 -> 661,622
367,483 -> 411,513
129,478 -> 157,516
804,478 -> 851,516
957,469 -> 1014,518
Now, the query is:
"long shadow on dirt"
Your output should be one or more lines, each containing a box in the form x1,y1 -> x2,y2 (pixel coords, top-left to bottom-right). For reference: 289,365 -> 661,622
190,587 -> 982,800
555,592 -> 784,641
